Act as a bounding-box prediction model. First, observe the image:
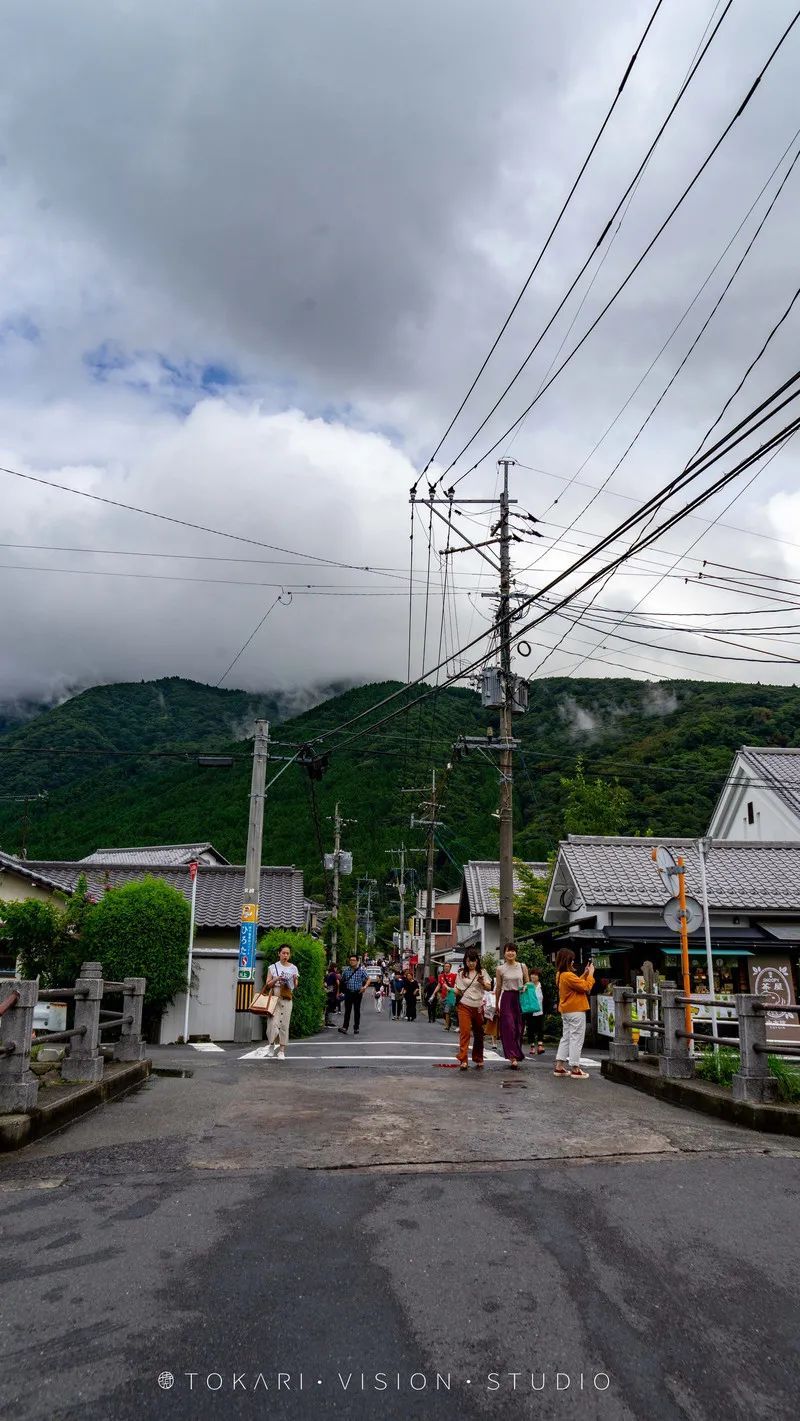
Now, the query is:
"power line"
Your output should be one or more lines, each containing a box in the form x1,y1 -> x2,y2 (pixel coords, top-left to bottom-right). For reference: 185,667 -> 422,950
447,6 -> 800,486
414,0 -> 668,485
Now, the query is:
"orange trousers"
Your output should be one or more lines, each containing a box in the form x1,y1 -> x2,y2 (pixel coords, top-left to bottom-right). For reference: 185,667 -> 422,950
457,1004 -> 485,1064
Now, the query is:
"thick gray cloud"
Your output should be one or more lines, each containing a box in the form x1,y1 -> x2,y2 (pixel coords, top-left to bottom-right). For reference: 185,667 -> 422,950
1,0 -> 800,702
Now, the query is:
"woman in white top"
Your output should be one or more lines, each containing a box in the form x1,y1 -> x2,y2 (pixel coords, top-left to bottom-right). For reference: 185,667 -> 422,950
454,946 -> 492,1071
265,944 -> 299,1060
495,942 -> 529,1069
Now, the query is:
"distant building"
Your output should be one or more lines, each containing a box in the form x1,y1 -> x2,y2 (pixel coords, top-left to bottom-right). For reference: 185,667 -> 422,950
0,845 -> 304,1042
410,889 -> 460,963
458,859 -> 549,957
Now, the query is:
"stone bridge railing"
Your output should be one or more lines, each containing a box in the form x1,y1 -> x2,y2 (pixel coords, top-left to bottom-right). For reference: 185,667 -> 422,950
0,962 -> 146,1115
608,981 -> 800,1104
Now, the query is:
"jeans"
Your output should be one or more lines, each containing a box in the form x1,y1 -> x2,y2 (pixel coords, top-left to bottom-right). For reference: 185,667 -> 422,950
556,1012 -> 586,1068
343,991 -> 362,1032
457,1004 -> 485,1064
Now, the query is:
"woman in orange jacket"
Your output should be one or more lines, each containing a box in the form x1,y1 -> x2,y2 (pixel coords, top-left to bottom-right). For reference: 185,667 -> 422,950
553,946 -> 594,1079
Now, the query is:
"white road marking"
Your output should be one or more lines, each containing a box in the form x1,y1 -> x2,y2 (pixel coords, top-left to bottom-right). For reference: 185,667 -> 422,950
190,1042 -> 225,1052
238,1050 -> 497,1063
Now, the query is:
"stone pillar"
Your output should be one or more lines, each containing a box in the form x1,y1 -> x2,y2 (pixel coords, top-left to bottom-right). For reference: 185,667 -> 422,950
609,986 -> 639,1063
61,962 -> 104,1084
114,978 -> 147,1062
733,994 -> 778,1104
0,980 -> 39,1114
659,984 -> 693,1079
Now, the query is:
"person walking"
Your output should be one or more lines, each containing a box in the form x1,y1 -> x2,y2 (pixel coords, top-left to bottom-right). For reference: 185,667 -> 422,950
324,964 -> 339,1028
373,977 -> 384,1012
438,962 -> 456,1031
454,947 -> 492,1071
265,944 -> 299,1061
495,942 -> 529,1069
553,947 -> 595,1079
392,970 -> 406,1021
338,956 -> 369,1035
525,969 -> 546,1057
424,973 -> 439,1024
403,970 -> 419,1022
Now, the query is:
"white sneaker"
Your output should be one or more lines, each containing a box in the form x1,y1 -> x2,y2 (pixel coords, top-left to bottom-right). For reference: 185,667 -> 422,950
277,1048 -> 286,1061
266,1042 -> 277,1057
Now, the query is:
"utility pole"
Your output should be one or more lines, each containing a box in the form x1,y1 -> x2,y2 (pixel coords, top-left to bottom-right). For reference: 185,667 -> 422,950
354,876 -> 376,957
0,792 -> 48,860
386,844 -> 423,964
404,770 -> 444,979
332,801 -> 342,958
497,457 -> 515,949
234,719 -> 269,1042
327,803 -> 355,963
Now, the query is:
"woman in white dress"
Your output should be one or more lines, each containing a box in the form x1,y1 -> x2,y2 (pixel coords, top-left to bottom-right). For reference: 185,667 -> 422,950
265,944 -> 299,1060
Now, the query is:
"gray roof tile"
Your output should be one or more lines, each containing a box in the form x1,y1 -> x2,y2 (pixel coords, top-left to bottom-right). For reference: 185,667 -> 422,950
463,859 -> 549,918
0,852 -> 303,929
559,836 -> 800,912
739,746 -> 800,819
80,843 -> 230,866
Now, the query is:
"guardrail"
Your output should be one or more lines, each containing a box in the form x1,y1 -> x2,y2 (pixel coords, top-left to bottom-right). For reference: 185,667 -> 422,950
0,963 -> 146,1115
609,982 -> 797,1104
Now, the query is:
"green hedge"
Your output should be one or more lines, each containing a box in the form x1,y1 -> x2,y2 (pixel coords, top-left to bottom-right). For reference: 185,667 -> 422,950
258,930 -> 325,1039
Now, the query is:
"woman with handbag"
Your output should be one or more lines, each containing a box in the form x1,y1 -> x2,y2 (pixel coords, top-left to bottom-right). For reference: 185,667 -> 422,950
265,944 -> 299,1060
454,946 -> 491,1071
495,942 -> 529,1069
524,969 -> 546,1056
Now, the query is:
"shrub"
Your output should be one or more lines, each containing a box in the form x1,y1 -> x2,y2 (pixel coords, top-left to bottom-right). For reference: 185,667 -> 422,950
1,896 -> 86,986
258,930 -> 325,1039
82,876 -> 189,1016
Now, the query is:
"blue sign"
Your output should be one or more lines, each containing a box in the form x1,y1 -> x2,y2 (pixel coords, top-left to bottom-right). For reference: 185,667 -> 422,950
238,921 -> 257,982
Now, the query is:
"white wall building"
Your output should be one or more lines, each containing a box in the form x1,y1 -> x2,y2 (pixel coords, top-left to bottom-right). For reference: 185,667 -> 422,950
708,747 -> 800,842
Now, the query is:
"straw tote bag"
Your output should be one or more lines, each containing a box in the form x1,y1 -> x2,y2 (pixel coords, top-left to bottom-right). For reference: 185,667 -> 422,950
249,986 -> 279,1016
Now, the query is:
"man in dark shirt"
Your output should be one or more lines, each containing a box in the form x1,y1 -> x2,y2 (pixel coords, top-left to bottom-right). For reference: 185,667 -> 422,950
338,956 -> 369,1035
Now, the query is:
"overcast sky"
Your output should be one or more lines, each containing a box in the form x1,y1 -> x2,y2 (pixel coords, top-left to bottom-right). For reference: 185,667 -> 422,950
2,0 -> 800,703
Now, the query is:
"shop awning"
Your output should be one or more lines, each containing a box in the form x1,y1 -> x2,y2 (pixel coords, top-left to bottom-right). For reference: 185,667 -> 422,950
756,922 -> 800,943
662,947 -> 754,958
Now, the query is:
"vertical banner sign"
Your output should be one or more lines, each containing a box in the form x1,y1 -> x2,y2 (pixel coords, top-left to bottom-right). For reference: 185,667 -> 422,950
749,956 -> 800,1045
238,902 -> 259,982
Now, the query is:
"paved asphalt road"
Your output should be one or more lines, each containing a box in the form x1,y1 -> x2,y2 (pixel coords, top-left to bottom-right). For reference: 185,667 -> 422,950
1,1009 -> 799,1421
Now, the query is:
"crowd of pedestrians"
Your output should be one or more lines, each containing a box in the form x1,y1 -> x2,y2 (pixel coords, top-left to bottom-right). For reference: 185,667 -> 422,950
315,943 -> 595,1077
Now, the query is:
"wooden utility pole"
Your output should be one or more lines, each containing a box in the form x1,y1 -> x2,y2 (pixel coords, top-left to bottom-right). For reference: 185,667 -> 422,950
234,719 -> 269,1041
332,801 -> 342,958
497,458 -> 515,949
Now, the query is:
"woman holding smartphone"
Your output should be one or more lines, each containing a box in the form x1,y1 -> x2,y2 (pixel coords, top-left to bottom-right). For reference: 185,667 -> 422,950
553,946 -> 594,1078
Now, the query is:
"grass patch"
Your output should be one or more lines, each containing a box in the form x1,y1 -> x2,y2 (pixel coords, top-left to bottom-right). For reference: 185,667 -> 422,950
694,1045 -> 739,1088
767,1055 -> 800,1103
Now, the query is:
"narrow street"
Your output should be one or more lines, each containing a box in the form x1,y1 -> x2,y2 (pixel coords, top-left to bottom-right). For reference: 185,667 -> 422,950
1,1010 -> 798,1421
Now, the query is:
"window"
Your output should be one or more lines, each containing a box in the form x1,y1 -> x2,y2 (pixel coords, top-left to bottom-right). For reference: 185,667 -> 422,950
747,801 -> 755,825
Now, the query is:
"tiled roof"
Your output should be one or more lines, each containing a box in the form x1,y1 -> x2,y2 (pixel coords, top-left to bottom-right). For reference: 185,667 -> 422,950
463,860 -> 549,919
558,836 -> 800,912
80,843 -> 230,866
739,746 -> 800,819
0,852 -> 303,929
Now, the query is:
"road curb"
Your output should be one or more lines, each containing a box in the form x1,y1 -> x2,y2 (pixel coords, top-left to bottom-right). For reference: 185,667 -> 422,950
601,1058 -> 800,1137
0,1060 -> 152,1152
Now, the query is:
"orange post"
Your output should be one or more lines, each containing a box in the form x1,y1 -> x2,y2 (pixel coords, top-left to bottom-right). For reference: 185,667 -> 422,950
676,856 -> 693,1041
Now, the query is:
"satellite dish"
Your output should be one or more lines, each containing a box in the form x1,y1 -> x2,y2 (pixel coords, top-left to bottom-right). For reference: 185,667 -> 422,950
663,895 -> 704,934
653,845 -> 681,897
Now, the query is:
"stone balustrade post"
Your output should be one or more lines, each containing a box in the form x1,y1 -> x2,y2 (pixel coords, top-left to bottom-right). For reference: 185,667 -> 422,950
609,986 -> 639,1063
61,962 -> 104,1084
732,994 -> 779,1104
659,983 -> 693,1079
114,978 -> 147,1062
0,980 -> 39,1114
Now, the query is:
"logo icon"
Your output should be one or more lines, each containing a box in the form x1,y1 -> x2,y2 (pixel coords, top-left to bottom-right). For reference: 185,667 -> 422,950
158,1372 -> 175,1391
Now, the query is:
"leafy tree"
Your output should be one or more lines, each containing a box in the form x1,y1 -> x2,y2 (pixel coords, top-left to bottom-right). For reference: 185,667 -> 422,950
258,929 -> 325,1038
82,876 -> 189,1014
0,897 -> 85,985
561,756 -> 632,836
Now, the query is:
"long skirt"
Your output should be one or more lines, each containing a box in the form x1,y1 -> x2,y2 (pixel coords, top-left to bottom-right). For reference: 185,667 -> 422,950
267,997 -> 293,1047
498,991 -> 524,1061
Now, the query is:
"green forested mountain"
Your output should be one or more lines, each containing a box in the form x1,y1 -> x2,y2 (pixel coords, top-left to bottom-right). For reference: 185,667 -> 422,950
1,674 -> 799,904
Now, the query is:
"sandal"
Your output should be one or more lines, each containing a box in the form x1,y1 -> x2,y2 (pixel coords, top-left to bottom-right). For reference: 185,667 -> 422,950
553,1066 -> 568,1076
459,1062 -> 468,1071
569,1068 -> 590,1079
537,1045 -> 545,1055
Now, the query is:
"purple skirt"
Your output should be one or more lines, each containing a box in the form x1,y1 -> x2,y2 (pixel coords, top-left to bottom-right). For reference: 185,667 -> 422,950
499,991 -> 524,1061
